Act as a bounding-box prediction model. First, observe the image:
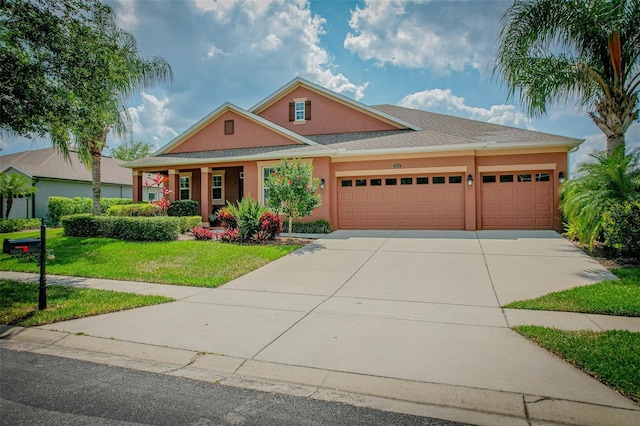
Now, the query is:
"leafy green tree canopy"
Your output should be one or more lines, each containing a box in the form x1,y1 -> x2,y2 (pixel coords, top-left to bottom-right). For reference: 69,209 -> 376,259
110,140 -> 154,162
265,159 -> 321,238
0,172 -> 37,218
495,0 -> 640,153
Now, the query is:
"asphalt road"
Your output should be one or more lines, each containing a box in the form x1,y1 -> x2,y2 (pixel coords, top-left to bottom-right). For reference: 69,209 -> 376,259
1,348 -> 467,425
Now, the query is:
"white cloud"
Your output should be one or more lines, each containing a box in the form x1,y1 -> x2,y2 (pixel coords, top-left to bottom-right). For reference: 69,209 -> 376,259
398,88 -> 534,129
344,0 -> 503,73
113,0 -> 138,30
196,0 -> 368,100
569,122 -> 640,172
115,92 -> 178,149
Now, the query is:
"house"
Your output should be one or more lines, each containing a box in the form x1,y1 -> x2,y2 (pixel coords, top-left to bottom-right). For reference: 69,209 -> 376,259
0,147 -> 132,219
122,77 -> 582,231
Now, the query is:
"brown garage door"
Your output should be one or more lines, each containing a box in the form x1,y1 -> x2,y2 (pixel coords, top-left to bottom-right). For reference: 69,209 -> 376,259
481,171 -> 554,230
338,175 -> 465,230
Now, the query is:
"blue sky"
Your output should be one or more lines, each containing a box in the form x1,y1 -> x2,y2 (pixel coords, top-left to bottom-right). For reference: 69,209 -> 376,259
2,0 -> 638,168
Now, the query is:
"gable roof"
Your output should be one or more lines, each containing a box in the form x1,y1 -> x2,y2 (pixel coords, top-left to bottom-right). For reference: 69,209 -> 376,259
250,77 -> 422,131
154,102 -> 319,156
0,148 -> 132,185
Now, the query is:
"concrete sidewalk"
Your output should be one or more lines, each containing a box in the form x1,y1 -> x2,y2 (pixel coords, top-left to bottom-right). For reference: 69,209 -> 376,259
1,230 -> 639,425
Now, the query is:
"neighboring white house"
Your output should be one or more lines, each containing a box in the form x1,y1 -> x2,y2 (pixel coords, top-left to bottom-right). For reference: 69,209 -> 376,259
0,147 -> 132,219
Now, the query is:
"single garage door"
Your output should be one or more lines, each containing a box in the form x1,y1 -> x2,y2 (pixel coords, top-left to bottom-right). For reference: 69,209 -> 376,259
338,175 -> 465,230
481,171 -> 554,230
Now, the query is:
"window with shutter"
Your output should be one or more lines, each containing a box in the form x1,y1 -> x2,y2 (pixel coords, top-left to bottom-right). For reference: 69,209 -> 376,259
289,99 -> 310,123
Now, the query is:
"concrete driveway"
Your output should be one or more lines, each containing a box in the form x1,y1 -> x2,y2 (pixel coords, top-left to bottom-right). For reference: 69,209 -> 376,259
33,230 -> 639,423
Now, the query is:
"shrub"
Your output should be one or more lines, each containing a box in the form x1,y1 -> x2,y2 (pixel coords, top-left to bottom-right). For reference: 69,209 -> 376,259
48,197 -> 132,225
167,200 -> 199,217
178,216 -> 202,233
603,200 -> 640,257
282,219 -> 332,234
192,226 -> 215,241
0,218 -> 42,233
218,228 -> 239,243
256,212 -> 281,242
106,203 -> 161,217
61,214 -> 179,241
217,207 -> 237,230
225,197 -> 267,241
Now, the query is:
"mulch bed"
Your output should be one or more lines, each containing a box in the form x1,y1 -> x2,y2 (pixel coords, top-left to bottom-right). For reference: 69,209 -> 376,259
177,232 -> 314,246
566,238 -> 640,270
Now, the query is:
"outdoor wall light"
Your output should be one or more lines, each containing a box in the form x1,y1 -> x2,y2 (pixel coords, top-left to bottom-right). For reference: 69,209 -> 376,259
558,171 -> 565,183
320,178 -> 325,189
467,174 -> 474,186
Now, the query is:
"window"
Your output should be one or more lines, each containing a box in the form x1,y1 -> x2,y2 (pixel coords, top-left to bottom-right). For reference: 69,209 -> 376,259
449,176 -> 462,184
385,178 -> 397,185
433,176 -> 445,184
148,192 -> 156,201
289,100 -> 311,122
483,175 -> 496,183
536,173 -> 550,182
211,175 -> 223,202
224,120 -> 234,135
179,175 -> 190,200
263,167 -> 279,203
370,178 -> 382,186
416,177 -> 428,185
500,175 -> 514,183
518,174 -> 532,182
341,180 -> 353,187
355,179 -> 367,187
401,177 -> 413,185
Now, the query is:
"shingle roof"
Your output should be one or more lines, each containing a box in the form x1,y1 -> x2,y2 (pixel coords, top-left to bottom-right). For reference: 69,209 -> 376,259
372,105 -> 581,146
0,148 -> 132,185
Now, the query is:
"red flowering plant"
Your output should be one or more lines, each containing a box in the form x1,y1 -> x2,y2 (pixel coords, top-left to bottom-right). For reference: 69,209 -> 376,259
192,226 -> 215,241
144,172 -> 172,215
252,211 -> 282,243
216,206 -> 237,230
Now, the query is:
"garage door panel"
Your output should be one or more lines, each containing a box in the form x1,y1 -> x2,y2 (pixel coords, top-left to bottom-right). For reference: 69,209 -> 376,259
338,175 -> 464,230
481,170 -> 553,230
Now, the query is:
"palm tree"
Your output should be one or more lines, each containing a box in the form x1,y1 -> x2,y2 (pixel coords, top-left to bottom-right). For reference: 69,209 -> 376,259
51,4 -> 172,215
561,146 -> 640,245
495,0 -> 640,153
0,172 -> 37,218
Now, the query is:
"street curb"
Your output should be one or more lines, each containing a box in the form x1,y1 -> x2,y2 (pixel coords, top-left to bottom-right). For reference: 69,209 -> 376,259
2,325 -> 639,426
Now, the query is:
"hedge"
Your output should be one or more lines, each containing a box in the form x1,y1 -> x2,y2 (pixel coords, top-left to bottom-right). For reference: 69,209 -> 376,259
61,214 -> 180,241
179,216 -> 202,233
0,218 -> 42,233
48,197 -> 132,225
282,219 -> 332,234
167,200 -> 198,217
603,200 -> 640,257
106,203 -> 161,217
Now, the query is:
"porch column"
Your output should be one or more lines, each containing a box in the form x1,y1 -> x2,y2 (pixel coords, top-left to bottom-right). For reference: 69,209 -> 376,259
167,169 -> 178,202
132,171 -> 142,202
200,167 -> 211,223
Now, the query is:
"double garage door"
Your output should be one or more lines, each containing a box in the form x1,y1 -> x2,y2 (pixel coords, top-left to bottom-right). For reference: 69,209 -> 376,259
338,174 -> 465,230
337,170 -> 554,230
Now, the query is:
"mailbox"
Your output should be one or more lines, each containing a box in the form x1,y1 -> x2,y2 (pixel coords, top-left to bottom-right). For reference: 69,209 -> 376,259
3,238 -> 42,255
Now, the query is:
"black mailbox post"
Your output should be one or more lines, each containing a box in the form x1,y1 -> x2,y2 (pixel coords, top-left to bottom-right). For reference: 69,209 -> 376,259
1,218 -> 47,310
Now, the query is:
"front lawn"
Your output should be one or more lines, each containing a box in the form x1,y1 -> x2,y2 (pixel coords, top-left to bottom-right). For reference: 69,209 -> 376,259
0,229 -> 302,287
515,326 -> 640,403
505,267 -> 640,316
0,279 -> 173,327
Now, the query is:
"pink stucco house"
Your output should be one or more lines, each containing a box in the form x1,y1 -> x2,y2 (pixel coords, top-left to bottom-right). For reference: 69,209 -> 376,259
122,77 -> 582,231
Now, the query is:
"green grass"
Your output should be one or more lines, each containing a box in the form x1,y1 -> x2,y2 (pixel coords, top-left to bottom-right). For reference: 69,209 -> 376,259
1,229 -> 302,287
505,267 -> 640,316
0,279 -> 173,327
514,326 -> 640,403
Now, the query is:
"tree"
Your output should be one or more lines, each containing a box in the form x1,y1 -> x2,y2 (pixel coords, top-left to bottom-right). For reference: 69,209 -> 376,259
265,159 -> 321,238
0,0 -> 101,137
110,140 -> 154,162
0,172 -> 37,218
51,4 -> 172,215
561,146 -> 640,246
495,0 -> 640,153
